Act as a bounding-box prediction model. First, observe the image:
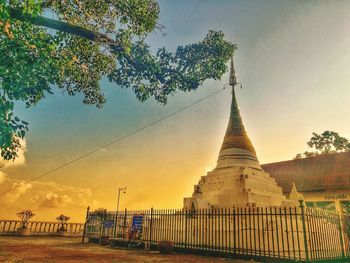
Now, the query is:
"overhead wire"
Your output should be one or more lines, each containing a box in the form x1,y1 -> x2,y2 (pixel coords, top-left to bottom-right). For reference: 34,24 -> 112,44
0,85 -> 229,195
0,4 -> 233,195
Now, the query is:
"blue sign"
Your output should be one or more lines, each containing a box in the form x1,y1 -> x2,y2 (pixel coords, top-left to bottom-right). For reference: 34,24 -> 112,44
132,215 -> 143,231
104,219 -> 115,228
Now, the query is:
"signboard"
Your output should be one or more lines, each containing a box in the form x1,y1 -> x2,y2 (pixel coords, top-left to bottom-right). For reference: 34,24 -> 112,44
132,215 -> 143,231
104,219 -> 115,228
324,194 -> 348,200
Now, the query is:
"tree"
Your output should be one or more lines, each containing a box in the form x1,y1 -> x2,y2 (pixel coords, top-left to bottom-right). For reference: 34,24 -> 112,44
0,0 -> 236,161
16,209 -> 35,228
56,214 -> 70,231
294,131 -> 350,159
93,208 -> 106,217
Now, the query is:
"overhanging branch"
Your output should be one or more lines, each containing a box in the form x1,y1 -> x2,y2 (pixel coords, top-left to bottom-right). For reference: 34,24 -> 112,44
8,8 -> 117,45
7,8 -> 170,84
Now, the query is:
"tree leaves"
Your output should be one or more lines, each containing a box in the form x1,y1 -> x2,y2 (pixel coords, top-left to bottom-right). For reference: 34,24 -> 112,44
0,0 -> 236,160
307,131 -> 350,153
0,96 -> 27,160
294,131 -> 350,159
109,31 -> 236,104
16,210 -> 35,226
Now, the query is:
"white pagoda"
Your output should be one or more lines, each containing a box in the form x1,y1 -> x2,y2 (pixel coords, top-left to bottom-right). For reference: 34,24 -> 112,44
183,59 -> 296,209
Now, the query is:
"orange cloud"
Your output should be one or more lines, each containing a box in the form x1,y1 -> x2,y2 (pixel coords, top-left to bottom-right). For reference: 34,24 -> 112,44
5,181 -> 33,202
0,171 -> 6,184
0,175 -> 101,221
37,192 -> 73,208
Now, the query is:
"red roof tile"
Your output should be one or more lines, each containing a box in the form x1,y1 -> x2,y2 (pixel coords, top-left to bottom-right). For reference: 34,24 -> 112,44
261,152 -> 350,193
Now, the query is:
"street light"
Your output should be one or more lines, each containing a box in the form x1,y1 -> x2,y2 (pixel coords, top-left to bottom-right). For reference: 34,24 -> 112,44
114,186 -> 127,237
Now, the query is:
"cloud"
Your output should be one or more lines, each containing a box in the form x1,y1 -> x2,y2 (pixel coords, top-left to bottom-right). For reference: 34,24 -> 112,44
0,171 -> 6,184
0,139 -> 27,188
99,148 -> 107,153
0,139 -> 27,168
22,181 -> 95,210
0,178 -> 99,221
37,192 -> 73,208
30,181 -> 92,196
5,181 -> 33,202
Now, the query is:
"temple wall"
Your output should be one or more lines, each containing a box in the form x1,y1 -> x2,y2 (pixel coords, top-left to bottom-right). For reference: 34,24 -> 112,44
184,166 -> 288,209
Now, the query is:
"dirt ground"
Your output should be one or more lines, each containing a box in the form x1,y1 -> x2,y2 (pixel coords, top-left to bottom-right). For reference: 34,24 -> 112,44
0,236 -> 259,263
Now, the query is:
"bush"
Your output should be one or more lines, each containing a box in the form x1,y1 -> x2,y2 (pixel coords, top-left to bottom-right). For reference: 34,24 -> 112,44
56,214 -> 70,231
16,210 -> 35,228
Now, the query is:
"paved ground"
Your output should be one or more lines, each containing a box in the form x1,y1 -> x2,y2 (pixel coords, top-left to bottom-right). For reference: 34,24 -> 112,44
0,236 -> 259,263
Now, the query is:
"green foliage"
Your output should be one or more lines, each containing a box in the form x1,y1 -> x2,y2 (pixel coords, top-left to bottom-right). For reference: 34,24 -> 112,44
110,30 -> 235,103
0,0 -> 236,161
16,209 -> 35,227
56,214 -> 70,230
92,208 -> 106,222
56,214 -> 70,223
294,130 -> 350,159
305,201 -> 336,212
341,201 -> 350,215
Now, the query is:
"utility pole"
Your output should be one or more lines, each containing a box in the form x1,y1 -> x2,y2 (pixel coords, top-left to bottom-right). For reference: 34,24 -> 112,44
114,186 -> 127,237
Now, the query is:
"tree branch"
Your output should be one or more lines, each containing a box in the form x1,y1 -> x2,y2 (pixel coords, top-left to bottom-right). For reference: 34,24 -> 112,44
8,8 -> 117,45
8,8 -> 174,84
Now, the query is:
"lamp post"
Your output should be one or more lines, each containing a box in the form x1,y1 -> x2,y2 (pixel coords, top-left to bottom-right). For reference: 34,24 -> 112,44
114,186 -> 127,237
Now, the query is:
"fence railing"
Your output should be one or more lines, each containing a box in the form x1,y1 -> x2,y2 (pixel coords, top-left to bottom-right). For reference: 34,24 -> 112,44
0,220 -> 84,236
84,202 -> 350,262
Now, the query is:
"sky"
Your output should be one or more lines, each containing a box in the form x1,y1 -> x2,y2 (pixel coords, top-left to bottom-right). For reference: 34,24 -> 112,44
1,0 -> 350,222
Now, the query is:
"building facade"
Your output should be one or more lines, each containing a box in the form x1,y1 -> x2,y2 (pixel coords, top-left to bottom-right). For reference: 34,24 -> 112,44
262,152 -> 350,215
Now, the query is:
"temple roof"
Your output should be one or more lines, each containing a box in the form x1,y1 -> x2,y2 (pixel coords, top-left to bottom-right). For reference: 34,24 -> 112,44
216,59 -> 262,170
262,152 -> 350,193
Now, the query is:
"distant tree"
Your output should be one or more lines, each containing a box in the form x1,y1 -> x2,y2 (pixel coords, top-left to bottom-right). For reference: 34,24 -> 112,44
16,210 -> 35,228
294,131 -> 350,159
294,153 -> 303,160
56,214 -> 70,231
0,0 -> 236,161
93,208 -> 106,222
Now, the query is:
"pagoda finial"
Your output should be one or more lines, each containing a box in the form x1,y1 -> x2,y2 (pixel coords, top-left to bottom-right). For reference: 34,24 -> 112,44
229,57 -> 237,87
216,57 -> 262,170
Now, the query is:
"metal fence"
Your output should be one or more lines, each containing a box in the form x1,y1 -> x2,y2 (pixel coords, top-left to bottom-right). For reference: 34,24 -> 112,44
84,202 -> 350,262
0,220 -> 84,236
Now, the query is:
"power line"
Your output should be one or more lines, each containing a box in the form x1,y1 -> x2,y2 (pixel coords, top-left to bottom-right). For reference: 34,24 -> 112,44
0,86 -> 228,195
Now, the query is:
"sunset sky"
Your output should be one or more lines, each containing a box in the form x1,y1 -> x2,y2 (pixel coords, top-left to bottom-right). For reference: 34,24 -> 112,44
1,0 -> 350,222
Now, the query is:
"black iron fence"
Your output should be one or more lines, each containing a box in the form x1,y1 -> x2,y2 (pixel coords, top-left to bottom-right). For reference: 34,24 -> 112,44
83,202 -> 350,262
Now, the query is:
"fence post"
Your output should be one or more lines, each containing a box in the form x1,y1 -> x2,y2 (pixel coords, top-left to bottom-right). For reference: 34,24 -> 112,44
81,206 -> 90,243
233,207 -> 236,256
123,208 -> 127,239
337,213 -> 346,259
185,209 -> 188,249
99,209 -> 107,241
148,207 -> 153,251
299,200 -> 309,262
113,209 -> 118,238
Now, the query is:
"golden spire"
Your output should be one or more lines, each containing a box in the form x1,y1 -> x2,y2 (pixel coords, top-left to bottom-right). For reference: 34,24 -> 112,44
229,57 -> 237,87
217,58 -> 262,170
